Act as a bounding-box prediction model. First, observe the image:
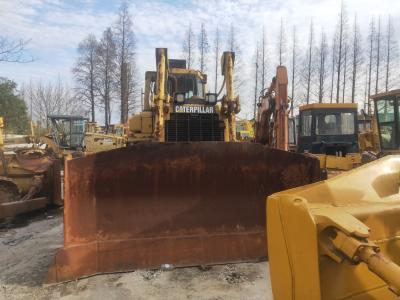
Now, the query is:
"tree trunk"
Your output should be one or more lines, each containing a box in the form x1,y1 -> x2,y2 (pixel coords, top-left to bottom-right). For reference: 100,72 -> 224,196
330,40 -> 335,103
342,45 -> 347,103
375,17 -> 381,94
291,27 -> 296,116
121,62 -> 129,123
367,18 -> 374,114
306,22 -> 313,104
336,8 -> 343,103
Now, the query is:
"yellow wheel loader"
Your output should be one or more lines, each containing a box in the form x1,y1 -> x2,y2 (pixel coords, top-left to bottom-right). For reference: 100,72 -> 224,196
46,49 -> 323,283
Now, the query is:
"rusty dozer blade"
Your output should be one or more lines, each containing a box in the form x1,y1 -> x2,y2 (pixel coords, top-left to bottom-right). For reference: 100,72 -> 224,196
268,155 -> 400,300
47,142 -> 321,283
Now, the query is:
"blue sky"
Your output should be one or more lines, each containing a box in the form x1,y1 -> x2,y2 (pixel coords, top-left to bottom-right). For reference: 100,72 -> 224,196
0,0 -> 399,119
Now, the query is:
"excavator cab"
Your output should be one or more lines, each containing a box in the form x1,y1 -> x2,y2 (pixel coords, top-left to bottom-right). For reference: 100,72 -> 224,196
372,90 -> 400,154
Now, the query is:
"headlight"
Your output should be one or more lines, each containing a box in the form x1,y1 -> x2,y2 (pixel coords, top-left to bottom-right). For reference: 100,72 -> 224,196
175,93 -> 185,103
206,93 -> 217,104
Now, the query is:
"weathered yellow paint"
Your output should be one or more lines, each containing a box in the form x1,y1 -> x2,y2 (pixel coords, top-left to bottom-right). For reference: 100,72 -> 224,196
220,52 -> 239,142
268,156 -> 400,300
128,48 -> 240,143
315,153 -> 361,171
154,48 -> 167,142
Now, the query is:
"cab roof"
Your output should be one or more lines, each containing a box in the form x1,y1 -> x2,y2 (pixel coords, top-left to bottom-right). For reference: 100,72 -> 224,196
370,89 -> 400,100
299,103 -> 358,111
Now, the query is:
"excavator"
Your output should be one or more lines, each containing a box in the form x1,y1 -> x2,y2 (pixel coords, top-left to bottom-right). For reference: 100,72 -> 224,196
254,65 -> 289,150
46,49 -> 322,282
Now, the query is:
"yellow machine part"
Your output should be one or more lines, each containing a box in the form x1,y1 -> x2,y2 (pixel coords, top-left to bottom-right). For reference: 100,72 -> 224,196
236,119 -> 254,141
84,133 -> 126,154
267,155 -> 400,300
316,153 -> 361,171
128,111 -> 153,134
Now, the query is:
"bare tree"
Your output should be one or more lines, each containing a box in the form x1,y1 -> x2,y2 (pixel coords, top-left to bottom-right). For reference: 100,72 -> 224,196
213,25 -> 221,93
96,28 -> 117,129
329,36 -> 337,103
261,26 -> 267,90
182,23 -> 196,69
290,26 -> 298,115
114,1 -> 138,123
364,63 -> 369,111
335,1 -> 348,103
384,15 -> 398,92
72,34 -> 98,122
350,15 -> 363,103
367,17 -> 375,114
375,16 -> 382,94
227,23 -> 244,92
317,29 -> 328,103
278,18 -> 286,66
22,79 -> 81,128
305,21 -> 314,104
342,42 -> 349,102
0,37 -> 33,63
198,23 -> 209,73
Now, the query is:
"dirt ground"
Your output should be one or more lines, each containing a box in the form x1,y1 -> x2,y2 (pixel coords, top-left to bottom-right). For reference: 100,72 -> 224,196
0,209 -> 273,300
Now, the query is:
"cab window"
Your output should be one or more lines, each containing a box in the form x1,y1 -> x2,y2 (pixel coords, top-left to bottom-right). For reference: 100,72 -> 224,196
376,99 -> 396,149
301,111 -> 312,136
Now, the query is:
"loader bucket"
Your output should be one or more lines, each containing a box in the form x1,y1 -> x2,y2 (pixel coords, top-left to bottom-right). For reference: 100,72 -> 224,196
268,155 -> 400,300
47,142 -> 321,282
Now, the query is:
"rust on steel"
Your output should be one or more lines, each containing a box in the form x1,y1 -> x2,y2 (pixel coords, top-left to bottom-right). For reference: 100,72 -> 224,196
0,149 -> 62,219
14,149 -> 56,173
47,142 -> 321,282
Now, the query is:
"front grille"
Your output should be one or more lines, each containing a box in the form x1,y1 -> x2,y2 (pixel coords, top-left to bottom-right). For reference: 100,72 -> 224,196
165,113 -> 224,142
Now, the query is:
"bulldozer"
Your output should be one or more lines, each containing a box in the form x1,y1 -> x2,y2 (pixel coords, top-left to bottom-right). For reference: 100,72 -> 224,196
41,115 -> 126,158
46,49 -> 322,283
0,117 -> 61,219
267,156 -> 400,299
296,103 -> 362,171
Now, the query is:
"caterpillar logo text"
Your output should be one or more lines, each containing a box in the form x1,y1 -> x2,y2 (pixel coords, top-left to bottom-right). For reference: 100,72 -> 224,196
174,105 -> 215,114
